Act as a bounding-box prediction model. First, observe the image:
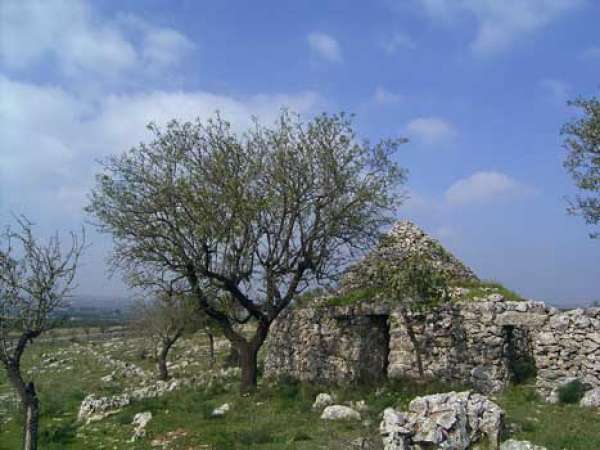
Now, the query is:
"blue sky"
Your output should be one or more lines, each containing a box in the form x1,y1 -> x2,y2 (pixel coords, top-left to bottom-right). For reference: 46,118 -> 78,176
1,0 -> 599,305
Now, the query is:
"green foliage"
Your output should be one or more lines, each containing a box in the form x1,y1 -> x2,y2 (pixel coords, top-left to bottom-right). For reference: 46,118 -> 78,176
558,380 -> 587,404
454,279 -> 522,302
324,287 -> 383,307
378,254 -> 451,313
561,95 -> 600,238
510,358 -> 538,384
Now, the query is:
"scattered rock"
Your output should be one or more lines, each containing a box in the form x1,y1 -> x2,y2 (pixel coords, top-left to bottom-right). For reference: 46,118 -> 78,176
380,391 -> 504,450
77,394 -> 131,424
500,439 -> 547,450
211,403 -> 230,417
130,411 -> 152,441
312,393 -> 335,410
351,437 -> 372,448
580,387 -> 600,408
320,405 -> 361,421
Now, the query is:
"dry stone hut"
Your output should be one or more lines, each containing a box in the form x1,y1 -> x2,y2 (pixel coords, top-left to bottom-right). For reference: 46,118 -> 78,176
264,221 -> 600,399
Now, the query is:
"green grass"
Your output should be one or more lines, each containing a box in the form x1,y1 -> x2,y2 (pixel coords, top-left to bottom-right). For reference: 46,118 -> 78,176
323,287 -> 383,307
498,384 -> 600,450
454,279 -> 523,302
2,331 -> 600,449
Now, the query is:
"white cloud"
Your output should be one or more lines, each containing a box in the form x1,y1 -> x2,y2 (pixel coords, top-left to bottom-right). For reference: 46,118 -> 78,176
444,171 -> 532,206
0,75 -> 321,220
307,32 -> 342,63
415,0 -> 583,55
373,86 -> 403,105
382,32 -> 416,53
0,0 -> 194,78
539,78 -> 570,104
405,117 -> 457,145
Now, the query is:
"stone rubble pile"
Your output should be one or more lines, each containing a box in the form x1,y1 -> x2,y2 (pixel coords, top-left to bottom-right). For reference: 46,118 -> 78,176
77,366 -> 241,424
340,220 -> 479,293
379,391 -> 504,450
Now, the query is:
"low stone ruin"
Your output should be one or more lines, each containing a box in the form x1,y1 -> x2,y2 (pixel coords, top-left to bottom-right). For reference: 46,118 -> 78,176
264,221 -> 600,401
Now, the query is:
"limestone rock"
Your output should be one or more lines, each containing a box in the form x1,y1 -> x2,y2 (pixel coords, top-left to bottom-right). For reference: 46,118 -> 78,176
500,439 -> 547,450
211,403 -> 230,417
130,411 -> 152,441
320,405 -> 361,421
580,387 -> 600,408
312,393 -> 335,410
77,394 -> 131,424
379,391 -> 504,450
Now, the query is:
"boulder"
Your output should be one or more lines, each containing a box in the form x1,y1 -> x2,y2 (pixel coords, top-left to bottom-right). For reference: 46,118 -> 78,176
380,391 -> 504,450
211,403 -> 230,417
312,393 -> 335,410
77,394 -> 131,424
130,411 -> 152,441
321,405 -> 362,421
580,387 -> 600,408
500,439 -> 547,450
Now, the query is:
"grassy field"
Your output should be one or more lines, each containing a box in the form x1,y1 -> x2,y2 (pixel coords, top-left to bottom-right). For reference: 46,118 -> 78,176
1,330 -> 600,449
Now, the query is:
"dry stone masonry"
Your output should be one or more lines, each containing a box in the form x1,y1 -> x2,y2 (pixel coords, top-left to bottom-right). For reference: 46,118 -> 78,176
264,221 -> 600,401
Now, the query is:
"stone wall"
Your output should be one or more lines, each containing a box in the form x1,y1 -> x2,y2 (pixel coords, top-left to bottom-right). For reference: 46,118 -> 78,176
386,297 -> 547,393
264,220 -> 600,398
263,304 -> 391,384
263,298 -> 600,399
534,307 -> 600,398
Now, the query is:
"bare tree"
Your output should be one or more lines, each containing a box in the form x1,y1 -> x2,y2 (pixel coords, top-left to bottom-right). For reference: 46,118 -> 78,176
0,218 -> 84,450
131,293 -> 194,380
87,111 -> 406,393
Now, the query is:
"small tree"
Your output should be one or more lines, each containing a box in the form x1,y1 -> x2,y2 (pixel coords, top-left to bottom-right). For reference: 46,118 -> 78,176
376,255 -> 450,378
131,292 -> 199,380
0,218 -> 84,450
562,95 -> 600,238
87,111 -> 406,393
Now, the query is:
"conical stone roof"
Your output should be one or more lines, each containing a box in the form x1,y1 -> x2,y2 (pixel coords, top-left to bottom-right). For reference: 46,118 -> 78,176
340,220 -> 478,293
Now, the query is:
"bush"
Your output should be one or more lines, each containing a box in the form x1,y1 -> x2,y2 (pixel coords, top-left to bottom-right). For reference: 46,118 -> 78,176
510,358 -> 537,384
558,380 -> 587,404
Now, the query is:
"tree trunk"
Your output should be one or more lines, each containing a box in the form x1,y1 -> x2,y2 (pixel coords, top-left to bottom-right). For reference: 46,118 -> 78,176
238,343 -> 259,394
206,331 -> 215,367
157,340 -> 172,381
22,382 -> 39,450
237,321 -> 270,394
5,362 -> 39,450
157,351 -> 169,381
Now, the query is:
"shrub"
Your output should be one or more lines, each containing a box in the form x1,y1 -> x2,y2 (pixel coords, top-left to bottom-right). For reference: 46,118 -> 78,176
510,358 -> 538,384
558,380 -> 587,404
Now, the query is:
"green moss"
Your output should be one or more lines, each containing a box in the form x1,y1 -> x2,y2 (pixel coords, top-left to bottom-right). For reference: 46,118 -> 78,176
454,279 -> 523,302
323,287 -> 383,306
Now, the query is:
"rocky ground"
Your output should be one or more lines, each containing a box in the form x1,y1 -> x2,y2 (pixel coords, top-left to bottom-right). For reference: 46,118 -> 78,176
1,328 -> 600,449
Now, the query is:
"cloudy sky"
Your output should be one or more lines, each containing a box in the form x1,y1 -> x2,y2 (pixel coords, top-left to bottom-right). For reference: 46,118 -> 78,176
1,0 -> 599,305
